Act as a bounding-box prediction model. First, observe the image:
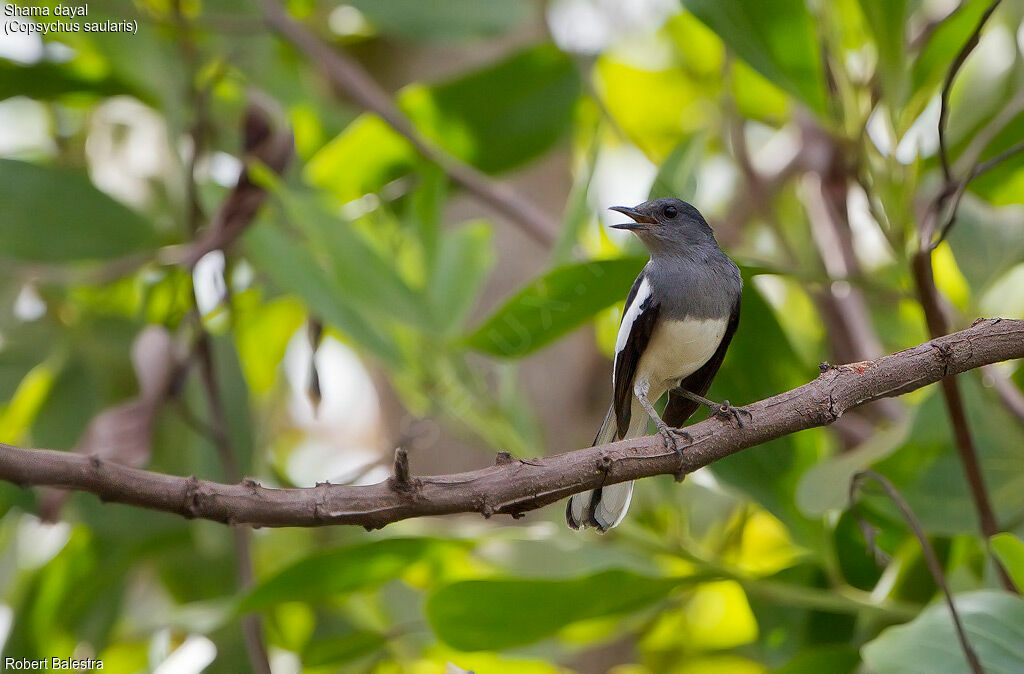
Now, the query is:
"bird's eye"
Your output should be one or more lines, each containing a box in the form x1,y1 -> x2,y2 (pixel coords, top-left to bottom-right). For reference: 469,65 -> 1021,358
664,205 -> 678,218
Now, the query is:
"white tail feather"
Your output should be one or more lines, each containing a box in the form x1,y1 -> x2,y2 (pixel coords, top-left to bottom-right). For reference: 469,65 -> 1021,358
566,405 -> 640,532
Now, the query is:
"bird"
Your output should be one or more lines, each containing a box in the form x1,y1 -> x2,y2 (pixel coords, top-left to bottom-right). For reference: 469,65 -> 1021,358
566,197 -> 744,533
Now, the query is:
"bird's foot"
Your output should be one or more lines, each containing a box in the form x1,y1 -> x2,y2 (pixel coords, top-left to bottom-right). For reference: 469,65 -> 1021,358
715,400 -> 752,427
670,427 -> 693,446
657,425 -> 683,455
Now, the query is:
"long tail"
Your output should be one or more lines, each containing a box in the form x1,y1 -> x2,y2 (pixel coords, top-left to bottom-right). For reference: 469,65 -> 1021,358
566,405 -> 634,533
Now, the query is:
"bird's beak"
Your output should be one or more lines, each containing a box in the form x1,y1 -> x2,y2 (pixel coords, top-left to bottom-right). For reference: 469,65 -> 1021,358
609,206 -> 656,231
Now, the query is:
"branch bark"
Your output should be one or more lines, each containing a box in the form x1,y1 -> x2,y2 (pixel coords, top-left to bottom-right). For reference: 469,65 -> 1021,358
0,319 -> 1020,528
260,0 -> 558,246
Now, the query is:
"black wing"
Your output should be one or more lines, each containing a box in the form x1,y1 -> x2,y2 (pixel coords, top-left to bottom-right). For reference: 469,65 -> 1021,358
663,296 -> 741,428
613,274 -> 660,438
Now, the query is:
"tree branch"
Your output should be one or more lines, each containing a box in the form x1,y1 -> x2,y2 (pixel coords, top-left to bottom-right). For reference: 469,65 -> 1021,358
259,0 -> 557,247
910,256 -> 1015,594
850,470 -> 987,672
0,320 -> 1020,528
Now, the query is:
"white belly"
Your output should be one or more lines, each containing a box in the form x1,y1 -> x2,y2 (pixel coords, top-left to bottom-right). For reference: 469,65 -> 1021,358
637,316 -> 728,391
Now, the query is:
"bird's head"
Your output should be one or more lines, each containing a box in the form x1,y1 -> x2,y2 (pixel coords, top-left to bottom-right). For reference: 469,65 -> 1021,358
609,197 -> 714,256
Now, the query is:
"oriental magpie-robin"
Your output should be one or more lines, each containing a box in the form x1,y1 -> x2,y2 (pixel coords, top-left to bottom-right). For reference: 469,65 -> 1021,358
566,198 -> 744,532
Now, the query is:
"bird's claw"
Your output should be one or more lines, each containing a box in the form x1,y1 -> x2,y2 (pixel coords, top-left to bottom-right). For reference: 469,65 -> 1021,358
670,427 -> 693,445
716,400 -> 752,427
658,426 -> 683,455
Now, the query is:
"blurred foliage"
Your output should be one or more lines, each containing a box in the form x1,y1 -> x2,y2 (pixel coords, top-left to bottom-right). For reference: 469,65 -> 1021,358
0,0 -> 1022,672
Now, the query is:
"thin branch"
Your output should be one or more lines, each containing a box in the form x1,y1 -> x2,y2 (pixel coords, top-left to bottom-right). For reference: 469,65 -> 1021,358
850,470 -> 985,673
932,114 -> 1024,249
984,365 -> 1024,431
259,0 -> 557,247
0,319 -> 1021,528
912,0 -> 1017,593
937,0 -> 1003,181
911,259 -> 1016,594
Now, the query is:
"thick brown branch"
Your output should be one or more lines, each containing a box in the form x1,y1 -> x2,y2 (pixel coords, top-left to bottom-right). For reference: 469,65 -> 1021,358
1,319 -> 1021,529
259,0 -> 557,246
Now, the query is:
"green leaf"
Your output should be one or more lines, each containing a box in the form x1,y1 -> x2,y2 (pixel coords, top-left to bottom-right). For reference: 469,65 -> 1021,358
428,220 -> 495,334
407,163 -> 447,274
910,0 -> 992,99
399,44 -> 580,174
857,0 -> 909,107
239,538 -> 441,611
308,45 -> 580,200
349,0 -> 529,42
550,141 -> 597,265
244,222 -> 400,363
302,631 -> 386,668
285,192 -> 432,329
991,534 -> 1024,590
304,115 -> 417,204
649,134 -> 705,201
0,323 -> 52,402
862,590 -> 1024,673
426,570 -> 690,651
775,645 -> 860,674
0,60 -> 142,101
0,159 -> 158,262
872,377 -> 1024,535
464,257 -> 646,358
681,0 -> 828,115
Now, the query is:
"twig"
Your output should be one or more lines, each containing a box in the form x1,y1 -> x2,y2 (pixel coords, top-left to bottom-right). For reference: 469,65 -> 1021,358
984,365 -> 1024,430
0,319 -> 1021,528
259,0 -> 557,247
937,0 -> 1003,181
850,470 -> 985,674
911,0 -> 1017,594
175,54 -> 276,672
910,256 -> 1016,594
932,117 -> 1024,249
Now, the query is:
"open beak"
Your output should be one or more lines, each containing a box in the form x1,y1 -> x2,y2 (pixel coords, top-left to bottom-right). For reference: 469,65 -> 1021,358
609,205 -> 656,231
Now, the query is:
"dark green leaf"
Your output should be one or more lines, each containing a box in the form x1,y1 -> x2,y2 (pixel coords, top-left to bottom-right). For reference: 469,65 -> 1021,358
427,221 -> 495,334
285,193 -> 432,330
0,323 -> 52,401
649,135 -> 705,201
349,0 -> 529,42
426,570 -> 691,651
682,0 -> 828,115
399,44 -> 580,174
872,377 -> 1024,535
0,60 -> 142,102
308,45 -> 579,199
911,0 -> 992,99
551,135 -> 598,265
240,538 -> 441,611
862,590 -> 1024,673
857,0 -> 909,107
244,222 -> 400,362
775,645 -> 860,674
0,159 -> 158,262
302,631 -> 386,668
464,257 -> 646,358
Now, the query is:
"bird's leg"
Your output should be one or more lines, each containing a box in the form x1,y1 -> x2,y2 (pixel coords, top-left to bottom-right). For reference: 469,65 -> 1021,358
674,389 -> 752,427
634,381 -> 690,454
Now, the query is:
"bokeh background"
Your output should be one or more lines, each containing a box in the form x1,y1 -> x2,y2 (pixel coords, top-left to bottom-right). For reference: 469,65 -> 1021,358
1,0 -> 1024,672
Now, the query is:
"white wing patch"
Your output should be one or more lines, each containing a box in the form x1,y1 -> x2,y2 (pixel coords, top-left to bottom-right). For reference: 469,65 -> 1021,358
613,276 -> 652,386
